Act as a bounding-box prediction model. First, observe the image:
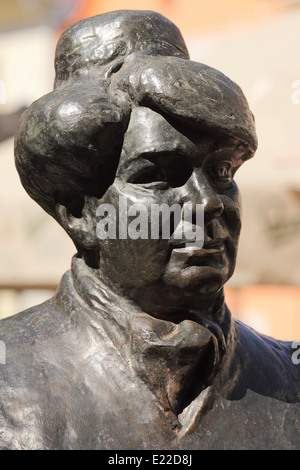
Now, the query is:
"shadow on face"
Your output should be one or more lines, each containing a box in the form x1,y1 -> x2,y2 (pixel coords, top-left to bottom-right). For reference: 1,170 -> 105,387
92,107 -> 243,316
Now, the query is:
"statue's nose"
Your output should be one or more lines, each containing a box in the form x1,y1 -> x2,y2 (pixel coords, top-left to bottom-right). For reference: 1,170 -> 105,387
180,171 -> 224,221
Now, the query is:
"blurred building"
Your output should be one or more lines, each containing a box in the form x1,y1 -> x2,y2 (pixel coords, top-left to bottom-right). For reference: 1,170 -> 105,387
0,0 -> 300,340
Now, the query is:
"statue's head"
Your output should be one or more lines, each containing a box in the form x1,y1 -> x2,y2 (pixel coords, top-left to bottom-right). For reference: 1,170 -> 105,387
14,10 -> 257,317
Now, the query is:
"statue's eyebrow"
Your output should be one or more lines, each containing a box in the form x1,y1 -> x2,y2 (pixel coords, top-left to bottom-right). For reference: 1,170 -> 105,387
211,144 -> 253,167
120,151 -> 170,175
120,151 -> 194,183
127,149 -> 195,170
127,139 -> 202,164
141,149 -> 189,160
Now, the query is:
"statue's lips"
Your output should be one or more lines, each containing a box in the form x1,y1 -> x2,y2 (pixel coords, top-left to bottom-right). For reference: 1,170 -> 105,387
169,241 -> 226,267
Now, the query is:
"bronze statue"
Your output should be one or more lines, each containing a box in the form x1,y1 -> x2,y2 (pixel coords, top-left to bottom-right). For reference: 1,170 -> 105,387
0,10 -> 300,450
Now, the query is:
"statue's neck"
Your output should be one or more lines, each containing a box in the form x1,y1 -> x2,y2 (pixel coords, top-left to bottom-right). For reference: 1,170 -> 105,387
69,255 -> 234,421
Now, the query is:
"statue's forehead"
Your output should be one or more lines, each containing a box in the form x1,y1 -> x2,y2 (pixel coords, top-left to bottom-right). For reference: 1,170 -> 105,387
118,107 -> 246,174
126,56 -> 258,157
122,107 -> 197,157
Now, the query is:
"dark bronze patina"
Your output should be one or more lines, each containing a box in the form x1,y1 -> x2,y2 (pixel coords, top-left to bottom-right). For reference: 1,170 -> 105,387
0,10 -> 300,450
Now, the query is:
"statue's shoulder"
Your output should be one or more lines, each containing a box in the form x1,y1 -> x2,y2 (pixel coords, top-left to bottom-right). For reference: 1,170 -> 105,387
234,318 -> 296,360
0,292 -> 83,449
0,299 -> 59,449
0,290 -> 79,393
0,296 -> 63,346
0,297 -> 64,385
232,318 -> 300,401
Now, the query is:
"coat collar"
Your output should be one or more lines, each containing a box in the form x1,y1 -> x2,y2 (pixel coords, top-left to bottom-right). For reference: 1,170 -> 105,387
56,255 -> 237,432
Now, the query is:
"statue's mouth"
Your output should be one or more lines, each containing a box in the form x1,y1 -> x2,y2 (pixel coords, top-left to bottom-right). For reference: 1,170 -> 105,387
168,239 -> 226,267
186,245 -> 225,266
169,238 -> 225,250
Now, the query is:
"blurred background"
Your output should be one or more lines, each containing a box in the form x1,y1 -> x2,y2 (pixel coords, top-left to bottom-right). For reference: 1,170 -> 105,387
0,0 -> 300,340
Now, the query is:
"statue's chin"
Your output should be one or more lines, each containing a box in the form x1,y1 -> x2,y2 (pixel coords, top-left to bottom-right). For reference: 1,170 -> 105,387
161,243 -> 233,293
126,272 -> 227,323
161,259 -> 232,296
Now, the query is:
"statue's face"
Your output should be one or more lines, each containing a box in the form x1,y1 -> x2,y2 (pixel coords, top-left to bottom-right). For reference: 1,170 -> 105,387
94,107 -> 243,316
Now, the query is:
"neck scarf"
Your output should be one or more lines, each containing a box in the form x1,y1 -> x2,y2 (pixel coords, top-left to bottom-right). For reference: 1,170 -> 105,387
66,256 -> 234,432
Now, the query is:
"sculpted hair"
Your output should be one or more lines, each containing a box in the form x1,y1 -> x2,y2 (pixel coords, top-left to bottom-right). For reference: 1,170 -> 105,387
14,81 -> 130,220
14,11 -> 189,221
14,11 -> 257,227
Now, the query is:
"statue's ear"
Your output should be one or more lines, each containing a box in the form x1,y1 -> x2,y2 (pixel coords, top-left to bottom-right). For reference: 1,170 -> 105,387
55,203 -> 99,250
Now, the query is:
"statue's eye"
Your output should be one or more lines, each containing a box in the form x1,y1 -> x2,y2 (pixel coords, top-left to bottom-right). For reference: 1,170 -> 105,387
206,161 -> 233,185
128,155 -> 193,188
215,162 -> 232,179
129,166 -> 168,186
